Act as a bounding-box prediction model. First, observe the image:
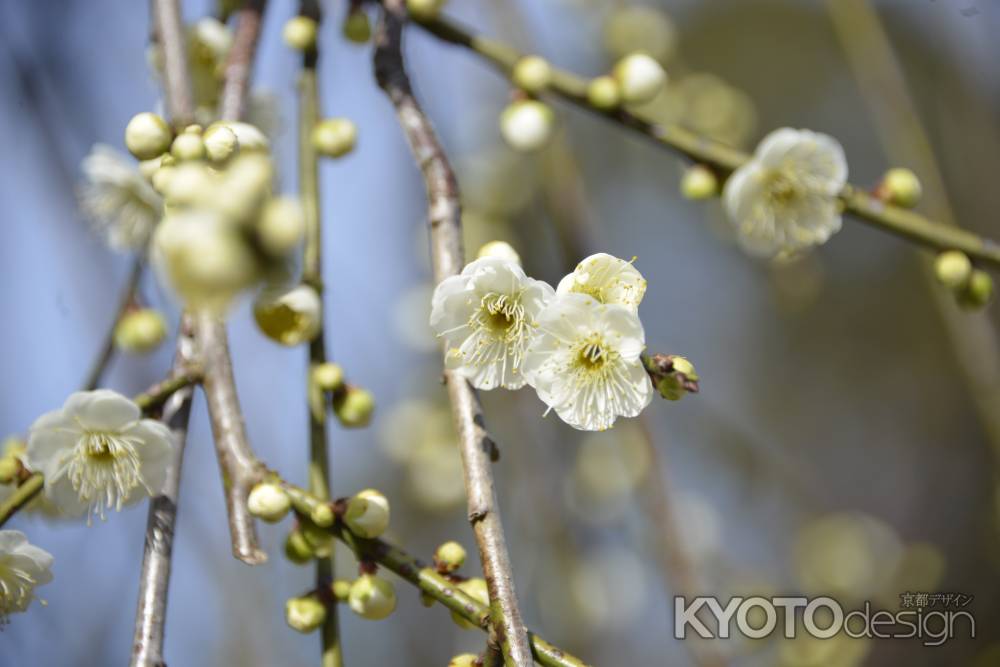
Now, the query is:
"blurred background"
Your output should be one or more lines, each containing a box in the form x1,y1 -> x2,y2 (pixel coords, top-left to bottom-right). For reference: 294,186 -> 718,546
1,0 -> 999,664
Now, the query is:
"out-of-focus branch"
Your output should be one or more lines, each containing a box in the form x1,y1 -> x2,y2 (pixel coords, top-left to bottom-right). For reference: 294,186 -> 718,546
412,13 -> 1000,270
151,0 -> 194,127
219,0 -> 266,122
0,474 -> 43,528
374,4 -> 532,665
82,255 -> 144,391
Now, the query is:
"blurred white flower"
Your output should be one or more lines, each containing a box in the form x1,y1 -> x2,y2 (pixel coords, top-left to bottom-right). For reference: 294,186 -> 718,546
556,253 -> 646,313
0,530 -> 53,624
26,390 -> 173,520
525,294 -> 652,431
723,128 -> 848,257
430,257 -> 554,390
78,144 -> 163,251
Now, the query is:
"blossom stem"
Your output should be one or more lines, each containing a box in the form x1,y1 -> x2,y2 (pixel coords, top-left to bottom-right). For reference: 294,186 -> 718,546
151,0 -> 194,127
0,473 -> 43,529
219,0 -> 267,123
133,366 -> 202,413
374,4 -> 533,665
298,2 -> 344,663
411,13 -> 1000,270
82,255 -> 143,391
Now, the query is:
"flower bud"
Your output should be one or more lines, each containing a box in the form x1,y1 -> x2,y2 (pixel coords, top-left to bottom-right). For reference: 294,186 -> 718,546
219,122 -> 270,153
449,655 -> 478,667
254,285 -> 322,347
171,131 -> 206,162
125,112 -> 172,160
476,240 -> 521,266
312,118 -> 358,158
283,16 -> 318,52
114,309 -> 168,354
214,154 -> 274,223
161,162 -> 215,207
284,530 -> 315,564
0,457 -> 19,484
344,489 -> 390,538
311,502 -> 335,528
348,574 -> 397,620
203,124 -> 239,164
512,55 -> 553,94
286,595 -> 327,633
587,76 -> 621,111
334,387 -> 375,428
247,482 -> 291,522
881,168 -> 922,208
407,0 -> 447,21
138,157 -> 162,182
656,356 -> 699,401
680,165 -> 718,200
499,100 -> 555,153
450,577 -> 489,629
612,52 -> 667,105
331,579 -> 352,602
151,165 -> 177,195
257,197 -> 305,257
343,11 -> 371,44
957,269 -> 994,310
301,520 -> 334,557
2,437 -> 26,460
434,541 -> 466,573
934,250 -> 971,290
311,362 -> 345,392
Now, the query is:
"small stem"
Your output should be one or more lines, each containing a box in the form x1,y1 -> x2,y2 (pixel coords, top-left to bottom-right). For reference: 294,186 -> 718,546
151,0 -> 194,127
133,366 -> 202,413
0,474 -> 43,528
219,0 -> 267,122
82,255 -> 144,391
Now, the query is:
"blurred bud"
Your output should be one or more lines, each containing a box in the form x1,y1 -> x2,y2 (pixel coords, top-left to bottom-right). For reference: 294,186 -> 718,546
500,100 -> 555,153
312,118 -> 357,158
247,482 -> 291,522
680,165 -> 718,200
171,131 -> 206,162
203,124 -> 239,164
881,168 -> 922,208
2,437 -> 26,460
332,579 -> 352,602
348,574 -> 397,620
448,655 -> 478,667
934,250 -> 972,290
114,309 -> 168,354
343,10 -> 372,43
257,197 -> 305,257
138,157 -> 162,182
310,502 -> 335,528
214,154 -> 273,223
434,541 -> 466,573
254,285 -> 322,346
301,519 -> 334,557
283,16 -> 318,52
284,530 -> 315,564
450,577 -> 488,629
152,165 -> 177,195
512,55 -> 553,94
586,76 -> 622,111
645,353 -> 699,401
407,0 -> 447,21
286,595 -> 326,633
476,240 -> 521,265
219,122 -> 270,153
311,362 -> 345,392
161,162 -> 215,207
957,270 -> 994,310
603,6 -> 677,63
125,112 -> 172,160
613,52 -> 667,105
0,457 -> 19,484
334,387 -> 375,428
344,489 -> 390,538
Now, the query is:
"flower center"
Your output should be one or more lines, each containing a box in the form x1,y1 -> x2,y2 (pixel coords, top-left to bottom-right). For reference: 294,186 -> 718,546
0,561 -> 38,625
473,293 -> 526,339
574,334 -> 615,374
765,170 -> 803,205
64,431 -> 147,520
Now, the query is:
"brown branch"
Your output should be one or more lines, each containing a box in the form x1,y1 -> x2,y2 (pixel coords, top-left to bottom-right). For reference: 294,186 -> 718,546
151,0 -> 194,127
374,4 -> 532,665
219,0 -> 267,122
83,255 -> 143,391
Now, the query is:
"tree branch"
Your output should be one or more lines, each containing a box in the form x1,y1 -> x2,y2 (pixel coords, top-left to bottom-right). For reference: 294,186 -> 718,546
82,255 -> 143,391
219,0 -> 266,123
374,4 -> 532,665
412,13 -> 1000,270
0,474 -> 43,529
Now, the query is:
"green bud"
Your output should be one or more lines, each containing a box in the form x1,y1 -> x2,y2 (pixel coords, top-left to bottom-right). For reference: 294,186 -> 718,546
311,362 -> 345,392
2,437 -> 26,460
882,168 -> 922,208
348,574 -> 397,620
0,457 -> 19,484
300,519 -> 334,557
612,52 -> 667,105
253,285 -> 322,347
406,0 -> 447,21
203,124 -> 239,164
247,482 -> 291,522
449,655 -> 479,667
283,16 -> 318,52
125,112 -> 172,161
170,131 -> 206,162
499,100 -> 555,153
680,165 -> 718,200
434,541 -> 466,573
957,270 -> 994,311
450,577 -> 488,629
312,118 -> 357,158
934,250 -> 972,290
114,309 -> 168,354
334,387 -> 375,428
284,530 -> 315,564
332,579 -> 352,602
343,489 -> 390,538
257,197 -> 305,257
285,595 -> 327,633
511,55 -> 553,94
587,76 -> 622,111
342,10 -> 371,43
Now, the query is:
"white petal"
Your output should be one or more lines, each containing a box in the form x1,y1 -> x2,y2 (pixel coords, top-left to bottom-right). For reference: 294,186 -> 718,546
45,475 -> 88,518
64,390 -> 141,431
26,410 -> 80,475
0,529 -> 27,552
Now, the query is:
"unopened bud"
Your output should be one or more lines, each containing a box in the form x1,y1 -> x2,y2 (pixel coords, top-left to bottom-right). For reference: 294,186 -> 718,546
254,285 -> 322,347
934,250 -> 972,289
348,574 -> 397,620
613,52 -> 667,105
283,16 -> 318,52
433,541 -> 466,573
284,530 -> 315,564
170,131 -> 206,162
286,596 -> 327,633
344,489 -> 390,538
449,655 -> 478,667
332,579 -> 352,602
247,483 -> 291,522
476,240 -> 521,265
114,309 -> 168,354
957,270 -> 994,311
500,100 -> 555,153
125,112 -> 172,160
311,363 -> 345,392
334,387 -> 375,428
300,520 -> 334,557
203,124 -> 239,164
342,10 -> 371,43
257,197 -> 305,257
0,457 -> 19,484
587,76 -> 622,111
310,502 -> 335,528
221,122 -> 269,153
312,118 -> 357,158
680,165 -> 718,200
881,168 -> 922,208
450,577 -> 489,629
2,437 -> 26,460
512,55 -> 553,94
407,0 -> 447,21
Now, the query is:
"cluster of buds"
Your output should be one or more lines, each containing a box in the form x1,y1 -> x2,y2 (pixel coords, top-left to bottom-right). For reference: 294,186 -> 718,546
934,250 -> 993,310
311,362 -> 376,428
643,353 -> 700,401
587,51 -> 668,111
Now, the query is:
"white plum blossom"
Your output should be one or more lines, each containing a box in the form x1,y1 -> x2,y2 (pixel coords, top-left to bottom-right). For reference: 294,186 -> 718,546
0,530 -> 53,624
26,390 -> 174,520
524,293 -> 652,431
430,257 -> 554,390
556,253 -> 647,313
723,128 -> 848,257
78,144 -> 163,251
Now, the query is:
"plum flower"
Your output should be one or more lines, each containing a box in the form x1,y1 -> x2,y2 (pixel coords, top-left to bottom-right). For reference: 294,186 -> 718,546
26,390 -> 173,520
0,530 -> 53,625
78,144 -> 163,251
430,257 -> 554,390
524,293 -> 652,431
723,128 -> 848,257
556,253 -> 647,313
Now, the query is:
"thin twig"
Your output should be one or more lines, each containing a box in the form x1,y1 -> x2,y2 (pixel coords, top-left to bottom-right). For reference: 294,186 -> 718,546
133,365 -> 202,412
82,255 -> 144,391
0,474 -> 43,528
151,0 -> 194,127
374,3 -> 532,665
412,13 -> 1000,270
219,0 -> 267,122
